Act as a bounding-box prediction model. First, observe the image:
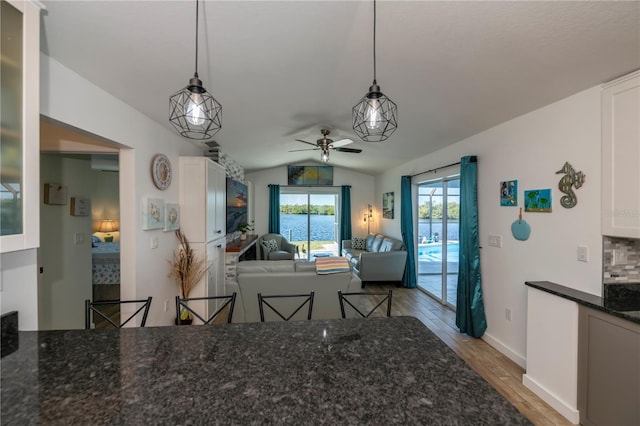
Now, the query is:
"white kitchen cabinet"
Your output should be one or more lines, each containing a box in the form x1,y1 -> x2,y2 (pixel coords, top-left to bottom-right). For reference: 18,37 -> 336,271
602,71 -> 640,238
0,0 -> 42,253
179,157 -> 226,243
179,157 -> 227,322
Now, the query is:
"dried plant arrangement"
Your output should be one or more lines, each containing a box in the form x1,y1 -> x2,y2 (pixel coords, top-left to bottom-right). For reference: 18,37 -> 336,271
169,230 -> 208,300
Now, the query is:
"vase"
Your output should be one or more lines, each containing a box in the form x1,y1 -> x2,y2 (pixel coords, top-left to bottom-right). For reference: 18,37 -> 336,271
240,233 -> 247,240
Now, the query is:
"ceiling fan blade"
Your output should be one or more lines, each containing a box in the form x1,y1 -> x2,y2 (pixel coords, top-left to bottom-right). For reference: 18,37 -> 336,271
295,139 -> 319,147
289,148 -> 320,152
331,138 -> 354,147
334,147 -> 363,153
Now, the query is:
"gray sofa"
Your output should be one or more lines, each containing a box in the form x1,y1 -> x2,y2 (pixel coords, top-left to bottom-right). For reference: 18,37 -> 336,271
227,260 -> 361,322
341,233 -> 407,287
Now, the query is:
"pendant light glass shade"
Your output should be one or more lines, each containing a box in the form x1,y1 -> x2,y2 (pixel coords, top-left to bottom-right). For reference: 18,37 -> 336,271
321,149 -> 330,163
352,0 -> 397,142
169,0 -> 221,140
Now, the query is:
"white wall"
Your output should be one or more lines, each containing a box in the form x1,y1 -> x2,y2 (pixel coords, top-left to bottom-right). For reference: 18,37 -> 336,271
246,162 -> 376,238
376,86 -> 603,366
0,54 -> 203,329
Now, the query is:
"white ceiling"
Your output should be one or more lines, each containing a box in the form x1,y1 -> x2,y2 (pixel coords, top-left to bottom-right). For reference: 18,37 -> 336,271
40,1 -> 640,175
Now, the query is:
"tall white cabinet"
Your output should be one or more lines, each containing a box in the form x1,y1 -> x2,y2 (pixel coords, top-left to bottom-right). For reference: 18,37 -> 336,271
179,157 -> 227,322
602,71 -> 640,238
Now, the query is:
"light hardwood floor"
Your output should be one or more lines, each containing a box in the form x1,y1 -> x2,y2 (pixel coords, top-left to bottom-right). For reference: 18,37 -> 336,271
371,283 -> 574,426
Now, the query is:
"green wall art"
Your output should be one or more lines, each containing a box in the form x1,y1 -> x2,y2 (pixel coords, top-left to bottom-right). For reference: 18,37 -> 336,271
524,189 -> 552,212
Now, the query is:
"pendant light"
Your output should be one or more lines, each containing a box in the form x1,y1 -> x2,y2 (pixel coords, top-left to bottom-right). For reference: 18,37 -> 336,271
321,148 -> 330,163
169,0 -> 222,140
352,0 -> 397,142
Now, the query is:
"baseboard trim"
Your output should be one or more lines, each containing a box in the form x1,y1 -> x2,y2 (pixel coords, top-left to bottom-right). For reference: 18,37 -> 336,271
482,332 -> 526,368
522,374 -> 580,424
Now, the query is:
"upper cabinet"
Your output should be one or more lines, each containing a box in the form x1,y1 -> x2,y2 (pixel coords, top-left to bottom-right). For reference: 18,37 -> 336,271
602,71 -> 640,239
179,157 -> 226,243
1,0 -> 43,253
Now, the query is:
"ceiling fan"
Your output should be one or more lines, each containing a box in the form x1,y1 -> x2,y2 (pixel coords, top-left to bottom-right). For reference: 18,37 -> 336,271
289,129 -> 362,163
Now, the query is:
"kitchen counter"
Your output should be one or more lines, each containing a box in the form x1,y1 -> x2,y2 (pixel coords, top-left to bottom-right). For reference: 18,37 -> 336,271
1,316 -> 530,425
525,281 -> 640,325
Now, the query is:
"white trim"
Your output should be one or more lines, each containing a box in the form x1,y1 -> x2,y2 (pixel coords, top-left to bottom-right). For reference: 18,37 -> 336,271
523,374 -> 580,424
482,332 -> 526,368
602,69 -> 640,88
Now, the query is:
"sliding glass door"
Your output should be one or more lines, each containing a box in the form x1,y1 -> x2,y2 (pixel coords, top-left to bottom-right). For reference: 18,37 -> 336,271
416,177 -> 460,308
280,188 -> 340,260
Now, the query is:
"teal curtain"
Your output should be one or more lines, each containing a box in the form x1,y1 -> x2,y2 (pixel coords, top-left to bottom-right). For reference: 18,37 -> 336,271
268,184 -> 280,234
339,186 -> 352,254
455,156 -> 487,338
400,176 -> 417,288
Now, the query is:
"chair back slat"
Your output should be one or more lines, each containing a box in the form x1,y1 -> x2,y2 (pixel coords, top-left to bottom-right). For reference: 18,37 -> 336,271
85,297 -> 153,329
175,293 -> 237,325
258,292 -> 314,322
338,290 -> 392,318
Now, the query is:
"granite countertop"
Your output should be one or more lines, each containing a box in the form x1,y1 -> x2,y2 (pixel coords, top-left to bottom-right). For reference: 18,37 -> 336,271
1,316 -> 530,425
526,281 -> 640,325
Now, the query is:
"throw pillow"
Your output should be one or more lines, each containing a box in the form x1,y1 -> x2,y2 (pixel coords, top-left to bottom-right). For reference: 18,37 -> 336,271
351,237 -> 366,250
261,239 -> 279,255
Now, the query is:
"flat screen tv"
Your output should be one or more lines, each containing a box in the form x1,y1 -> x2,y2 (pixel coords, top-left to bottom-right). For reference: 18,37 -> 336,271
226,178 -> 248,233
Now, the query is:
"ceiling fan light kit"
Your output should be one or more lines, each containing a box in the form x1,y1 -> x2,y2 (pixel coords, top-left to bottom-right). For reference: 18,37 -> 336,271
169,0 -> 222,140
352,0 -> 398,142
289,129 -> 363,164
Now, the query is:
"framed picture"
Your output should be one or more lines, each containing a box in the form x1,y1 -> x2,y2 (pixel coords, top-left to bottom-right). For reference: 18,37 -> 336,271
524,189 -> 552,212
383,192 -> 395,219
69,197 -> 90,216
287,165 -> 333,185
500,180 -> 518,206
142,197 -> 165,230
164,203 -> 180,231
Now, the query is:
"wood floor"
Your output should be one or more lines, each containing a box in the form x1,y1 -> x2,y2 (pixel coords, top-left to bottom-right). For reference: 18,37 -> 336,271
366,283 -> 573,426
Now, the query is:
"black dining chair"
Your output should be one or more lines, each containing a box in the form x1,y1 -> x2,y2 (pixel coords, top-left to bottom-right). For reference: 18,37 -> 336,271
85,297 -> 152,329
338,290 -> 392,318
257,291 -> 314,322
175,293 -> 237,325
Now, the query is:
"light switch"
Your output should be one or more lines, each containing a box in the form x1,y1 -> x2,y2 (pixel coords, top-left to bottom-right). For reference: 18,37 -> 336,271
577,245 -> 589,262
488,234 -> 502,248
150,237 -> 159,249
74,233 -> 85,245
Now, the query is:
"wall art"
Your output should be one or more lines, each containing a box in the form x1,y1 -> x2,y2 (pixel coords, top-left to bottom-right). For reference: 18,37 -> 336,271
70,197 -> 90,216
287,165 -> 333,186
164,203 -> 180,231
524,189 -> 552,213
383,191 -> 395,219
500,180 -> 518,206
142,197 -> 164,230
556,162 -> 585,209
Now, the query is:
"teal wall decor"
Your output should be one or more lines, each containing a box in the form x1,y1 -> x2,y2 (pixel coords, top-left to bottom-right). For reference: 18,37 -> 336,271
556,162 -> 586,209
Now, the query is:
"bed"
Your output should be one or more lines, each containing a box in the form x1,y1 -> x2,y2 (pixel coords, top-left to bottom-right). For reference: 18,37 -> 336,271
92,234 -> 121,301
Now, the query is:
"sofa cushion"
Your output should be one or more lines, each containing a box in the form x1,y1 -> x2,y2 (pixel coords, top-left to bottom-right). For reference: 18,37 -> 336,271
365,234 -> 377,252
351,237 -> 366,250
237,260 -> 295,274
379,237 -> 404,252
294,261 -> 317,272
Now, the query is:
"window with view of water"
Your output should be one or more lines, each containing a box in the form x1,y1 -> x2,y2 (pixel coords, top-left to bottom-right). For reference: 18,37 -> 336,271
279,189 -> 340,260
417,177 -> 460,308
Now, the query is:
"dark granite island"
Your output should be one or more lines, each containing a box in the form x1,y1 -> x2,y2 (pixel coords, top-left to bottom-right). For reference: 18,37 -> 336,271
1,316 -> 530,425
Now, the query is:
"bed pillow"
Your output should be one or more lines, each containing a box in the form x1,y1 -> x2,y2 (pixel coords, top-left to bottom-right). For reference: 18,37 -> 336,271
351,237 -> 367,250
91,236 -> 101,247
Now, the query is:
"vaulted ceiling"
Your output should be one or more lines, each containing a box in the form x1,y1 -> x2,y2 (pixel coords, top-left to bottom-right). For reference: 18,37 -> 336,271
40,1 -> 640,174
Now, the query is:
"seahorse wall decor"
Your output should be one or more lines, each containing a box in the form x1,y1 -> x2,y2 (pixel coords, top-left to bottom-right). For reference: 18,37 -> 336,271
556,162 -> 586,209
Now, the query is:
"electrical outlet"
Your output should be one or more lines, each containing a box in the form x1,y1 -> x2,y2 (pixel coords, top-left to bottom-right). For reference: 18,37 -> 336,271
612,249 -> 628,266
577,245 -> 589,262
505,308 -> 512,321
150,237 -> 159,249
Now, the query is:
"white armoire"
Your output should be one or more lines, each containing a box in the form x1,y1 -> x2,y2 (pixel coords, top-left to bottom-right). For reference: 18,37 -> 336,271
179,157 -> 226,322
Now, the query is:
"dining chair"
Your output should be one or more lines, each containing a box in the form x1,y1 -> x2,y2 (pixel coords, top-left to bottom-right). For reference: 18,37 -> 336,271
257,291 -> 314,322
175,293 -> 237,325
338,290 -> 392,318
85,297 -> 152,329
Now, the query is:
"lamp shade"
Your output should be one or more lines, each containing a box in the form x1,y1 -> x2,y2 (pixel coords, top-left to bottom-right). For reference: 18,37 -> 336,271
352,83 -> 398,142
99,220 -> 116,233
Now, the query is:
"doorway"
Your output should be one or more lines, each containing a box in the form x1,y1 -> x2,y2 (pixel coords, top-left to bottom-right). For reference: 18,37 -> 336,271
416,177 -> 460,308
279,188 -> 340,260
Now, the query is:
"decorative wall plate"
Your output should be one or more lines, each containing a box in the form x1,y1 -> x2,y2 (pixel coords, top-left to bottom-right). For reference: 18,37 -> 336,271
151,154 -> 172,190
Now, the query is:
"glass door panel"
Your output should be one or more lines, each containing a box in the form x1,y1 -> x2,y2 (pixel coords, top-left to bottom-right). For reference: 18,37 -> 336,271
309,194 -> 338,259
279,193 -> 309,259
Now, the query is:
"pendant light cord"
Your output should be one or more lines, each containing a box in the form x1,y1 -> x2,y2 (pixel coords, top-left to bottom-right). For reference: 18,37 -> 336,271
372,0 -> 377,84
194,0 -> 199,76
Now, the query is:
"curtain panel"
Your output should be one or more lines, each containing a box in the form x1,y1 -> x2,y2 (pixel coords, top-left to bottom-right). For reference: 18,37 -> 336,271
339,186 -> 352,253
400,176 -> 417,288
268,184 -> 280,234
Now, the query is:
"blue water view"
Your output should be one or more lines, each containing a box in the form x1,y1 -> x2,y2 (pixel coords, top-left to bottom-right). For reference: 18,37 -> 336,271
280,214 -> 336,242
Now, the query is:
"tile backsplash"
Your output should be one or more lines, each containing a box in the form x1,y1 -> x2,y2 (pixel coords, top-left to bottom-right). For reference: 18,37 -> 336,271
603,236 -> 640,283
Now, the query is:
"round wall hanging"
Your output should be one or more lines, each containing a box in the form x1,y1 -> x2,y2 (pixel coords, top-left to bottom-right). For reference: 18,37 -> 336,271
151,154 -> 172,190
